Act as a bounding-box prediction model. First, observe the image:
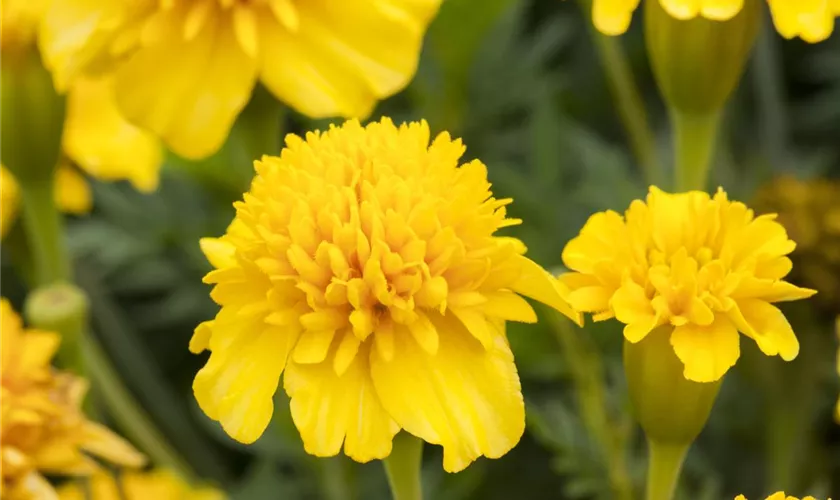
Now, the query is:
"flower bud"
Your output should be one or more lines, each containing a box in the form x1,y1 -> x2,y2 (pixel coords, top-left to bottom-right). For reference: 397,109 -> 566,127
645,0 -> 761,115
623,326 -> 722,444
25,283 -> 89,367
1,47 -> 65,185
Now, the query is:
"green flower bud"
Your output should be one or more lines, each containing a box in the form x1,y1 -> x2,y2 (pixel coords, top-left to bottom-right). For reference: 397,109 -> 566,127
623,326 -> 722,444
645,0 -> 761,115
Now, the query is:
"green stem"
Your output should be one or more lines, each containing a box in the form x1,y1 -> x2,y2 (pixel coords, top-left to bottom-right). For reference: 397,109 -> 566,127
318,457 -> 355,500
18,178 -> 70,285
25,283 -> 89,377
82,332 -> 197,484
645,440 -> 689,500
383,433 -> 424,500
673,111 -> 721,191
581,0 -> 660,185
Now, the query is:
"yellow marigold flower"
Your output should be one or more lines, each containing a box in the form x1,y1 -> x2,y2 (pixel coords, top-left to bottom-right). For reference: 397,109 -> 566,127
559,186 -> 816,383
191,118 -> 580,472
58,469 -> 225,500
735,493 -> 831,500
591,0 -> 840,42
1,299 -> 146,500
753,176 -> 840,316
39,1 -> 443,160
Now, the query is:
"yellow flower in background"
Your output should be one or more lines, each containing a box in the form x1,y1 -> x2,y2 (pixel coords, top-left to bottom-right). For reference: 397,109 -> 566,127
58,469 -> 225,500
39,0 -> 443,160
0,299 -> 146,500
592,0 -> 840,42
559,187 -> 816,383
753,176 -> 840,316
191,118 -> 580,472
0,0 -> 163,232
735,493 -> 830,500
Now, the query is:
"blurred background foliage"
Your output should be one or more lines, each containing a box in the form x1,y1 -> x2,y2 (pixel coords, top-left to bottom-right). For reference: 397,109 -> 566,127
3,0 -> 839,498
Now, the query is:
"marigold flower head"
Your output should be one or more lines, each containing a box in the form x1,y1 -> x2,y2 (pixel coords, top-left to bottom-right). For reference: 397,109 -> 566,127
754,176 -> 840,316
191,118 -> 580,472
735,493 -> 830,500
58,469 -> 226,500
39,0 -> 442,159
0,299 -> 145,500
592,0 -> 840,42
559,187 -> 816,383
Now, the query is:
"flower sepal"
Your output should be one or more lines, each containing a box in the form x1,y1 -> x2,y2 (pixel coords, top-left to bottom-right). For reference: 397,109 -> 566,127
624,325 -> 722,445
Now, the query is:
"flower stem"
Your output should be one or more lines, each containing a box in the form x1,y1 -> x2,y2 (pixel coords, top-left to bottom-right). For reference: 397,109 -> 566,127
672,110 -> 720,192
383,433 -> 424,500
18,178 -> 70,285
581,0 -> 660,185
25,283 -> 89,376
645,440 -> 689,500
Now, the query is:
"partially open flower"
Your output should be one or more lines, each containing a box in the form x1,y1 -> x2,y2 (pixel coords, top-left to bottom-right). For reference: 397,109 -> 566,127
559,186 -> 816,383
191,118 -> 580,472
1,299 -> 145,500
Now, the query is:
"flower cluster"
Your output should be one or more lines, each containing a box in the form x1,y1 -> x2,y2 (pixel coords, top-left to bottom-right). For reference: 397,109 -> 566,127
191,118 -> 580,472
592,0 -> 840,42
559,187 -> 816,382
1,299 -> 145,500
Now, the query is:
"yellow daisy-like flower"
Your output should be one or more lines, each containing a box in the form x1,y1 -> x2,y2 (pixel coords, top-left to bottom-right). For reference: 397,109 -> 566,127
0,299 -> 146,500
58,469 -> 225,500
191,118 -> 580,472
559,186 -> 816,383
735,493 -> 830,500
39,1 -> 442,160
592,0 -> 840,42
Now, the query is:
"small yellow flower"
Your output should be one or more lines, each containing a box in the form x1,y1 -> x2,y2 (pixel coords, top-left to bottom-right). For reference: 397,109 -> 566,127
735,493 -> 831,500
591,0 -> 840,42
191,118 -> 580,472
1,299 -> 146,500
39,0 -> 443,160
58,469 -> 225,500
559,186 -> 816,383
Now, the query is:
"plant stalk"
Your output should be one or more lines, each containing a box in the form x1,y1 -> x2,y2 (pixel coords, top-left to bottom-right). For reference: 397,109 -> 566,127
383,433 -> 424,500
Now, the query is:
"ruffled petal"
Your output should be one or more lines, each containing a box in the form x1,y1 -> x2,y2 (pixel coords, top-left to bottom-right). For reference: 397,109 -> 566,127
370,313 -> 524,472
193,322 -> 298,444
54,164 -> 92,215
730,299 -> 799,361
284,339 -> 399,462
114,7 -> 257,159
64,76 -> 162,192
670,316 -> 740,382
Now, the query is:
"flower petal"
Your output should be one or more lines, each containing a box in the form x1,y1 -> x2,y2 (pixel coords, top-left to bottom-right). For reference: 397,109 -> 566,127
510,255 -> 582,325
54,165 -> 92,215
730,299 -> 799,361
670,316 -> 740,382
193,323 -> 297,444
114,7 -> 257,159
611,281 -> 660,343
370,313 -> 524,472
284,341 -> 399,462
63,76 -> 162,192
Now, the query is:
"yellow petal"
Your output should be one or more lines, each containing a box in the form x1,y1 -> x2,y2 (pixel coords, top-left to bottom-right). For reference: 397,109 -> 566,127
54,164 -> 92,214
731,299 -> 799,361
19,330 -> 61,373
284,341 -> 399,462
193,323 -> 297,443
1,165 -> 21,238
63,76 -> 162,192
510,255 -> 582,325
611,281 -> 660,343
670,316 -> 740,382
592,0 -> 640,35
114,9 -> 257,159
256,13 -> 375,119
370,313 -> 524,472
199,237 -> 237,269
